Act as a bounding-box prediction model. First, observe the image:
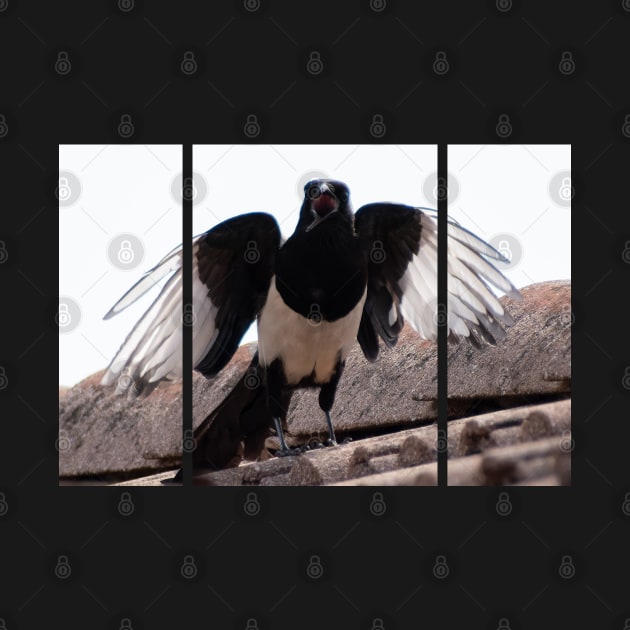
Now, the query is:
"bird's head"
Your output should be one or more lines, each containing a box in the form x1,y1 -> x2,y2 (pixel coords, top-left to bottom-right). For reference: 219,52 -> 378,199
300,179 -> 352,232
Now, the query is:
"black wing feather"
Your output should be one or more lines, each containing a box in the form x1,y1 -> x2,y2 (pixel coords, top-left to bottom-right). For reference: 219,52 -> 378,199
194,212 -> 280,377
355,203 -> 521,361
354,203 -> 423,360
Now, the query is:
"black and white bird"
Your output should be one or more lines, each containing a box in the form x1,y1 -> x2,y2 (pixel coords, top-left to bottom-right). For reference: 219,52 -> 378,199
101,179 -> 520,470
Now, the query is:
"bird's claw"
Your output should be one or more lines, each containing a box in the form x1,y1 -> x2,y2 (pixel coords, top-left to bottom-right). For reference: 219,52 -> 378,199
274,446 -> 303,457
274,438 -> 347,458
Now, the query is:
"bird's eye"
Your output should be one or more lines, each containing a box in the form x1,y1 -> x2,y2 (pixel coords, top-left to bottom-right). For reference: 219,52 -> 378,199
339,191 -> 348,202
307,185 -> 321,199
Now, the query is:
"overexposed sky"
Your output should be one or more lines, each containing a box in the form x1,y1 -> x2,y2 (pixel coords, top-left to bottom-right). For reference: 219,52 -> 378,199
59,145 -> 182,388
449,144 -> 571,289
59,144 -> 569,387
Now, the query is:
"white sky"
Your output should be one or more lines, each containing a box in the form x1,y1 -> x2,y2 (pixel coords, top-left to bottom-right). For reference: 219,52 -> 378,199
59,145 -> 182,388
448,144 -> 571,289
59,144 -> 570,387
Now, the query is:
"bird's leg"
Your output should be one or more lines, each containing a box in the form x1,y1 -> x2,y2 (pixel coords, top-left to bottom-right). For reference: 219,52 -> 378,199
318,360 -> 347,448
272,417 -> 304,457
266,360 -> 302,457
324,411 -> 337,446
273,417 -> 290,452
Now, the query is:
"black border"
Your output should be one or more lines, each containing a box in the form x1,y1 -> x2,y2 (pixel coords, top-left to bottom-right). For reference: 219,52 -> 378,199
2,1 -> 628,628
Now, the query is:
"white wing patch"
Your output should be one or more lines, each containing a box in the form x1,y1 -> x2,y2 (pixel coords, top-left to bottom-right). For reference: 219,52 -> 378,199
101,245 -> 184,396
191,243 -> 219,369
101,238 -> 219,398
399,212 -> 520,344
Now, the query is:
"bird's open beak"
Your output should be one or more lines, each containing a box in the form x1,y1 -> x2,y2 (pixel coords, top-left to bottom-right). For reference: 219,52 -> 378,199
306,183 -> 339,232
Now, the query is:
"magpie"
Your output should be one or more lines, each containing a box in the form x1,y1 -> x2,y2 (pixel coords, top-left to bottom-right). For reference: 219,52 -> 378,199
101,179 -> 520,471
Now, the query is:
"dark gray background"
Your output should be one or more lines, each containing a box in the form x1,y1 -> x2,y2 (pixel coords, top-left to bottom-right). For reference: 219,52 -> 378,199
1,1 -> 628,628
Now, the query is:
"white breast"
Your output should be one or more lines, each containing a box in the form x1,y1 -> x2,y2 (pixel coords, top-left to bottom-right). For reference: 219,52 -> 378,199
257,277 -> 366,385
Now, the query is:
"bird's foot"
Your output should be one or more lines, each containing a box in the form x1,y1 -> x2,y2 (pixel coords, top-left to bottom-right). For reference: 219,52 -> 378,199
274,446 -> 305,457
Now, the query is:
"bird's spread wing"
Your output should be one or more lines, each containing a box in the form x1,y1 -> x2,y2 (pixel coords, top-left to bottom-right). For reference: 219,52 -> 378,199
101,212 -> 281,397
101,243 -> 185,397
193,212 -> 280,377
443,214 -> 520,345
354,203 -> 520,361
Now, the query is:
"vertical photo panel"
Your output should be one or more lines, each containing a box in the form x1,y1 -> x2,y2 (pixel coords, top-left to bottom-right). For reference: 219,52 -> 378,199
446,145 -> 571,486
58,144 -> 183,486
190,144 -> 440,486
